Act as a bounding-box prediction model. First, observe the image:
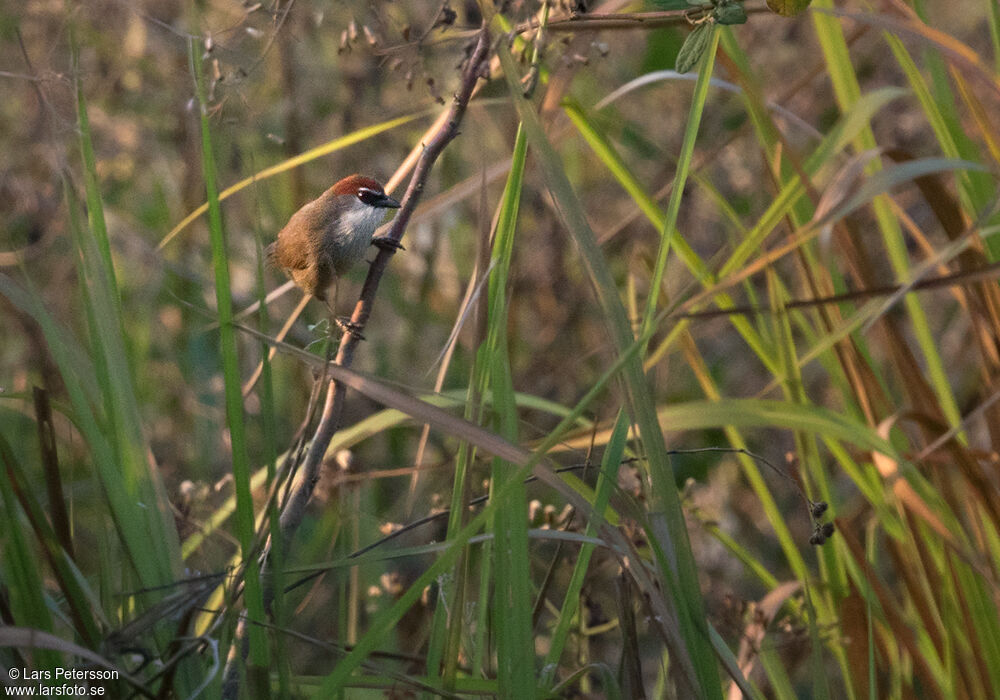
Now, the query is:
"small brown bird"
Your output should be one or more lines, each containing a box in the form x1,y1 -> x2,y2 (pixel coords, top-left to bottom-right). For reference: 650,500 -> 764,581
267,174 -> 401,301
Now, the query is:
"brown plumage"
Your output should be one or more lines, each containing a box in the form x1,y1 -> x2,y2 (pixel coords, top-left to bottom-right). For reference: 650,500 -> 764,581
268,174 -> 399,301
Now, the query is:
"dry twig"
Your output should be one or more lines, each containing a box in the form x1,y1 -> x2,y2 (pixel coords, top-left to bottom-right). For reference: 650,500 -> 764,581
221,24 -> 492,699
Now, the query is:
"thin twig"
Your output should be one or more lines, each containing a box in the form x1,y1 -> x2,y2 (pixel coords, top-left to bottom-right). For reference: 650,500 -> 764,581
276,25 -> 492,547
671,260 -> 1000,320
222,25 -> 492,700
543,6 -> 771,32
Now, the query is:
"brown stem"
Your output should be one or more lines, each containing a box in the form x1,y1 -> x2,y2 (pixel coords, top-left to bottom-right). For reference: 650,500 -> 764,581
543,6 -> 771,32
221,27 -> 493,700
277,24 -> 492,550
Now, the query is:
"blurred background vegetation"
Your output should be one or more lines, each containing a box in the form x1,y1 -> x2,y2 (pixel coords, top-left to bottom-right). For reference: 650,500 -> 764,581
3,0 -> 1000,697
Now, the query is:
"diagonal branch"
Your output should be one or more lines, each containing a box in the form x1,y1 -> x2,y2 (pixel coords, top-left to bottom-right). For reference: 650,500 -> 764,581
277,24 -> 492,548
222,26 -> 493,700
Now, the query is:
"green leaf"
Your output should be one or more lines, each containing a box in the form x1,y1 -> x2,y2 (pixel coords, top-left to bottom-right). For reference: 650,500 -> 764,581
676,22 -> 715,74
715,1 -> 747,25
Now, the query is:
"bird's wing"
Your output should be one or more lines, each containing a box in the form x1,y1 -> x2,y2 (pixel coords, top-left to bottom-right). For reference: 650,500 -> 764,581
273,213 -> 314,270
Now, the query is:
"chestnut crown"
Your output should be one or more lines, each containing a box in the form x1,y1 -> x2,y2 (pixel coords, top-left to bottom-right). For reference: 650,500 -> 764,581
330,174 -> 400,209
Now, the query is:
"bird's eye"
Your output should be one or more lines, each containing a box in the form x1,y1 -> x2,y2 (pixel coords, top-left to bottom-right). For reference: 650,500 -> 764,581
357,188 -> 380,205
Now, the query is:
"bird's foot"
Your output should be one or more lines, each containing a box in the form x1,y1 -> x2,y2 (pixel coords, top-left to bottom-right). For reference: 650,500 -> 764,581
335,317 -> 366,341
372,236 -> 405,252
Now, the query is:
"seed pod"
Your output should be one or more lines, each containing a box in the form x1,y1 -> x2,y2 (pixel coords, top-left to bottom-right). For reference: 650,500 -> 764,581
436,6 -> 457,27
675,21 -> 713,74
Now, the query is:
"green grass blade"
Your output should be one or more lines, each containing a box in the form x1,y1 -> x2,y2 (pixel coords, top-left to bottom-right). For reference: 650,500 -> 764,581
0,434 -> 104,649
541,409 -> 629,684
811,0 -> 963,432
0,432 -> 62,669
485,123 -> 534,699
719,87 -> 909,278
988,0 -> 1000,73
303,255 -> 675,695
71,43 -> 182,591
483,3 -> 722,694
641,24 -> 719,336
188,38 -> 270,686
562,98 -> 778,374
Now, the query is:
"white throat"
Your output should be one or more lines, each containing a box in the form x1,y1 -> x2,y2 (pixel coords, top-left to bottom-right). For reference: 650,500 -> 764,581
327,199 -> 388,273
339,200 -> 385,242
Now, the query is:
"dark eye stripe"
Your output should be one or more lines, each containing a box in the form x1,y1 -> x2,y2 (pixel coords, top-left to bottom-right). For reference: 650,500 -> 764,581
357,188 -> 381,204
